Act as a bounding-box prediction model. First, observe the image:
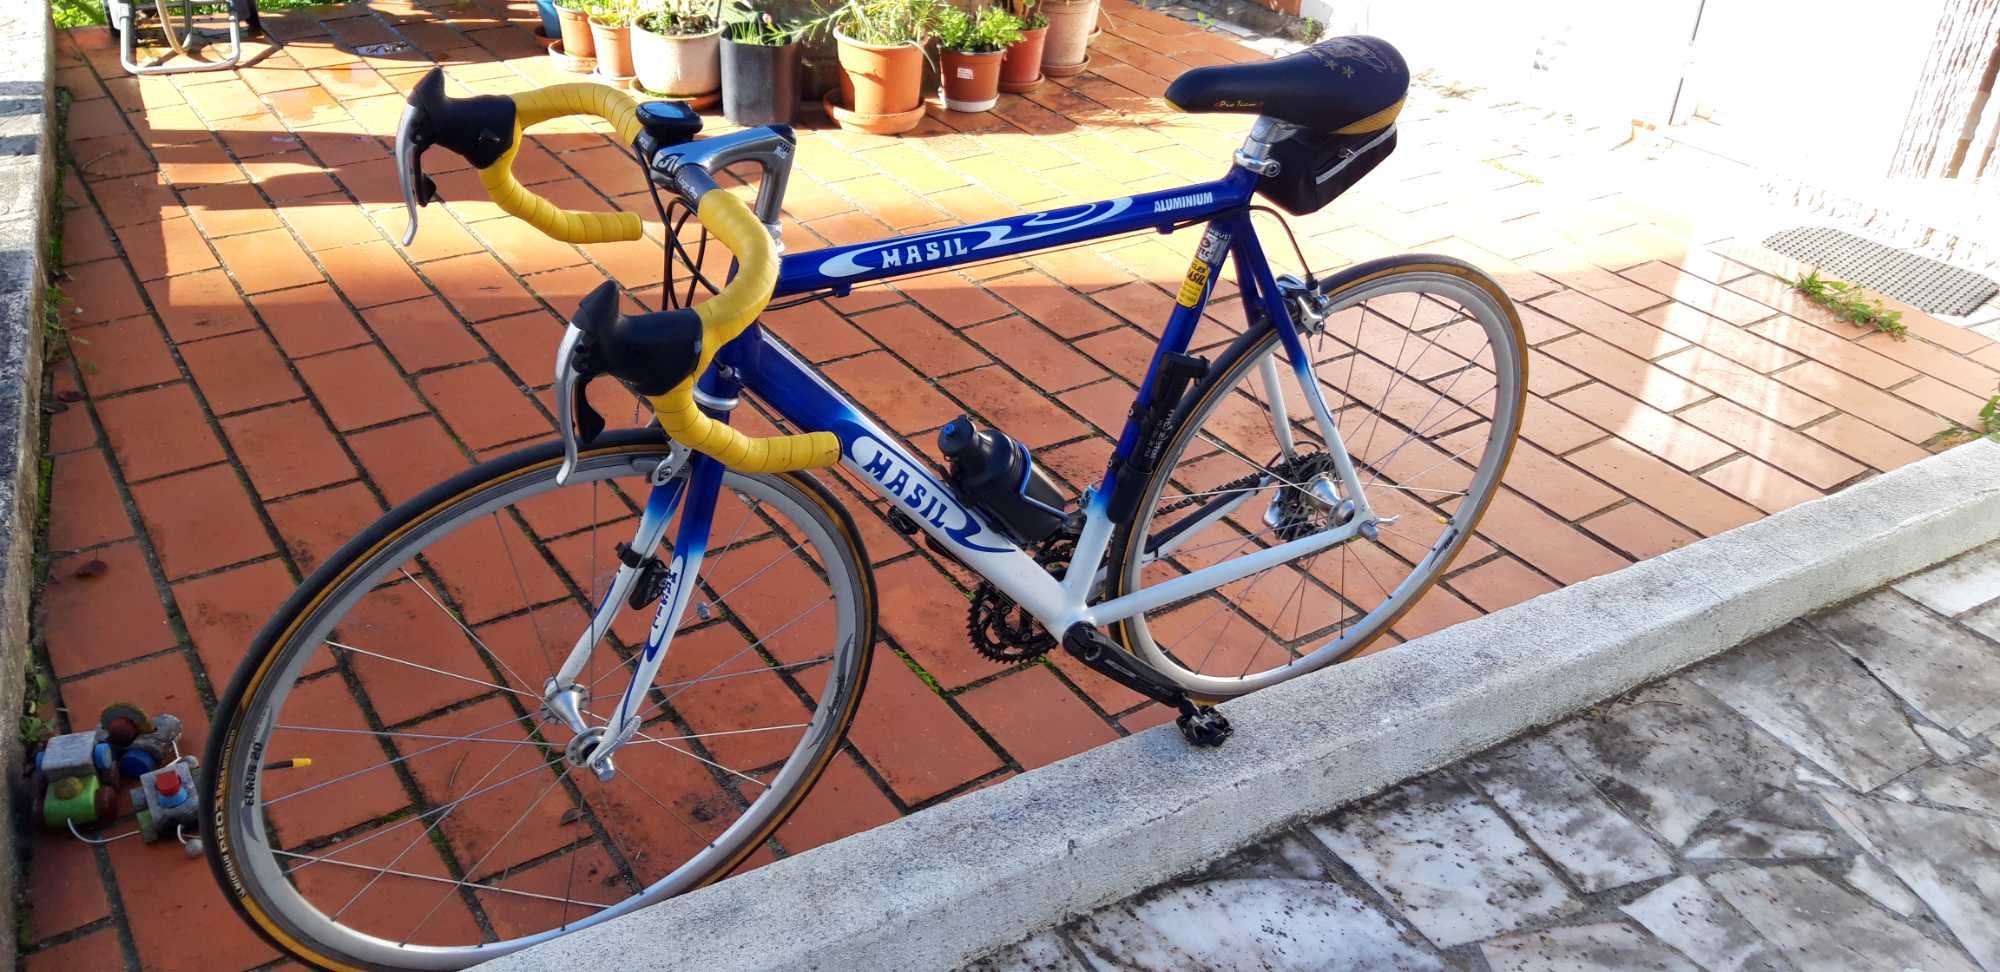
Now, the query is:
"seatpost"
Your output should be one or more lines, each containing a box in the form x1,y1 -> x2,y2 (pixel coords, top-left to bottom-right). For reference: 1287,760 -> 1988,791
1233,117 -> 1299,177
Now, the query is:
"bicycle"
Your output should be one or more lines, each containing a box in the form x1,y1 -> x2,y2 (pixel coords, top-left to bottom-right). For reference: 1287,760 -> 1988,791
201,34 -> 1524,970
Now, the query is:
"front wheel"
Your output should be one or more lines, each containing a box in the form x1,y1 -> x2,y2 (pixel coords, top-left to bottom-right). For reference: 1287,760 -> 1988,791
202,429 -> 875,970
1109,256 -> 1526,698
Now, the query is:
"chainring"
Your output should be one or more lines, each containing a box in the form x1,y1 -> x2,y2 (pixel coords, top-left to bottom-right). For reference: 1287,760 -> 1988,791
966,534 -> 1074,664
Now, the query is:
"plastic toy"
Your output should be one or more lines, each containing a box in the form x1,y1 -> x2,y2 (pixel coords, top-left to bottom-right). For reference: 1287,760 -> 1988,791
131,757 -> 203,857
32,729 -> 116,829
100,704 -> 182,779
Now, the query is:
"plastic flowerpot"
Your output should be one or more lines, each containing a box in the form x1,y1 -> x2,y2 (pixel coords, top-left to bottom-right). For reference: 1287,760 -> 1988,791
634,24 -> 720,97
535,0 -> 560,39
722,37 -> 800,125
940,48 -> 1004,112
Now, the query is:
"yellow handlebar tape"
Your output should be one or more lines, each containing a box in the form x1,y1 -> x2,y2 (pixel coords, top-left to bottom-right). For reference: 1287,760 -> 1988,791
646,191 -> 840,473
476,84 -> 648,245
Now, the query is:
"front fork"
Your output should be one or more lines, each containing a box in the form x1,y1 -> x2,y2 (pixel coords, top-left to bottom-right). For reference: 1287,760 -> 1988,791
543,452 -> 724,780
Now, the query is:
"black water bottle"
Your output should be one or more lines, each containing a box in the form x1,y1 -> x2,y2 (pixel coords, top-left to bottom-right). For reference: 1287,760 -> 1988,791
938,416 -> 1066,544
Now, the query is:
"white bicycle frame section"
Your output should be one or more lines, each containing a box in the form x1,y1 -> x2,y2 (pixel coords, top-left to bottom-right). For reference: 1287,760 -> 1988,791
543,204 -> 1380,774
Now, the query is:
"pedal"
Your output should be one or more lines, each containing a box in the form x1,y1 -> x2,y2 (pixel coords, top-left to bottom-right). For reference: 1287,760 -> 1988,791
1060,624 -> 1231,748
1176,706 -> 1232,747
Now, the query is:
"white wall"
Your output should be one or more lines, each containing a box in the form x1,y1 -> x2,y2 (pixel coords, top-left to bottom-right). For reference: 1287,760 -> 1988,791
1310,0 -> 1703,125
1307,0 -> 1942,185
1681,0 -> 1945,185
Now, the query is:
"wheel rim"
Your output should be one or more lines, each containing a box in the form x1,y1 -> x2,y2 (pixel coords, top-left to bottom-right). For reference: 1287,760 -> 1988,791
1118,269 -> 1523,696
215,445 -> 868,969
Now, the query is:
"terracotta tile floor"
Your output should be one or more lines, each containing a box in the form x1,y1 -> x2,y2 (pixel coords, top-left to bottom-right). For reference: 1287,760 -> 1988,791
27,1 -> 2000,967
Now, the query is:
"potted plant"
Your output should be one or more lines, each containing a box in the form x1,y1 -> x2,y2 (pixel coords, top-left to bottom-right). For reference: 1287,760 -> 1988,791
934,5 -> 1023,113
589,0 -> 640,80
635,0 -> 723,100
811,0 -> 940,134
998,0 -> 1045,93
721,6 -> 803,125
1039,0 -> 1095,77
555,0 -> 596,61
535,0 -> 562,43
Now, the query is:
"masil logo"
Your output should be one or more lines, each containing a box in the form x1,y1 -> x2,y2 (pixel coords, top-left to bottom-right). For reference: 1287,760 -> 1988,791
643,554 -> 687,650
876,237 -> 971,269
848,433 -> 1009,553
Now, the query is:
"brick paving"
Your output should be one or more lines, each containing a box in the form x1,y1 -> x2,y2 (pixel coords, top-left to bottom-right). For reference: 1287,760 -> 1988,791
25,1 -> 2000,968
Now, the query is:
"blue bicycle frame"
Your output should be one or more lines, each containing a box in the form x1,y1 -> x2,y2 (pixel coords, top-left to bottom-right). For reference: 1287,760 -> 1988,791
570,163 -> 1377,763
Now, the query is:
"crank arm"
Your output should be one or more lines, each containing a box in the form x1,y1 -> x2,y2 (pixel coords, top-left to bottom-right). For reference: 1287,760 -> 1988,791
1061,624 -> 1231,747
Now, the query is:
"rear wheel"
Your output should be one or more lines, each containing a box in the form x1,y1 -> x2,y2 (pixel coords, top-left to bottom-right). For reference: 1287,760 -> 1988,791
203,429 -> 874,970
1109,256 -> 1525,698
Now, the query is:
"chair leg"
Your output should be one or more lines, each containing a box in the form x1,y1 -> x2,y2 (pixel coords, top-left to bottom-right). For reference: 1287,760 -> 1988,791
116,0 -> 245,76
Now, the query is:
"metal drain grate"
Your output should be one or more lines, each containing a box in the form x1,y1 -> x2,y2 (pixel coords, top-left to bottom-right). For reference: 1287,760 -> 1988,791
1761,227 -> 1998,317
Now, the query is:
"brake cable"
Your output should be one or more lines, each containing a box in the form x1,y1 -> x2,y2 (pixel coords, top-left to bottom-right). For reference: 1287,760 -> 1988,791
1248,204 -> 1319,291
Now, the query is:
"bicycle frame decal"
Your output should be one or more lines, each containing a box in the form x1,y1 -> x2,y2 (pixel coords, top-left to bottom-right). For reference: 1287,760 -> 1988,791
775,170 -> 1258,296
847,426 -> 1012,553
709,186 -> 1369,636
571,166 -> 1376,745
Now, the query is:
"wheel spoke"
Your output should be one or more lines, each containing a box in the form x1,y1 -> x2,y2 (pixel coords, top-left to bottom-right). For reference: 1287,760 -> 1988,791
325,640 -> 539,702
395,569 -> 542,699
401,763 -> 576,943
490,512 -> 562,687
271,849 -> 618,910
265,710 -> 535,808
1117,274 -> 1520,689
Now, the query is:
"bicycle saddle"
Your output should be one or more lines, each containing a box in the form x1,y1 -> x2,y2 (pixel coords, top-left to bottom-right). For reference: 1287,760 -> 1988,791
1165,35 -> 1408,134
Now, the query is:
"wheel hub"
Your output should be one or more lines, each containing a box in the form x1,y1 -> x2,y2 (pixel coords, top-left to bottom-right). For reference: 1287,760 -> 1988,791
1263,453 -> 1355,541
563,727 -> 616,781
544,680 -> 617,781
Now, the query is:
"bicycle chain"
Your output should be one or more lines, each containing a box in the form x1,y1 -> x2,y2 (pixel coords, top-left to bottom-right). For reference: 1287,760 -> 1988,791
964,452 -> 1339,664
1155,451 -> 1333,519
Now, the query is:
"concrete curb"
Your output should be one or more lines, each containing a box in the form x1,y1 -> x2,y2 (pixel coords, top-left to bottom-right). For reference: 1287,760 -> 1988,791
0,3 -> 56,960
496,439 -> 2000,972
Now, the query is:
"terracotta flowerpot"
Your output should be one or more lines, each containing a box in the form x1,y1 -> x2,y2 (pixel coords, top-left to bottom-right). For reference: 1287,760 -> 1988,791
592,21 -> 635,78
1000,25 -> 1046,90
940,48 -> 1004,113
633,24 -> 720,96
1041,0 -> 1096,75
549,39 -> 596,73
823,93 -> 927,135
555,5 -> 594,58
835,31 -> 925,118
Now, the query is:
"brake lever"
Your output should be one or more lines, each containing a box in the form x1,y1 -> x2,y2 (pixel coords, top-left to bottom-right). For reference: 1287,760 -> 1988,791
394,100 -> 442,247
554,325 -> 607,486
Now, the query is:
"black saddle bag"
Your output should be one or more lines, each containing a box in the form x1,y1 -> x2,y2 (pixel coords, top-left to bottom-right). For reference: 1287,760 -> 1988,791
1256,125 -> 1397,216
